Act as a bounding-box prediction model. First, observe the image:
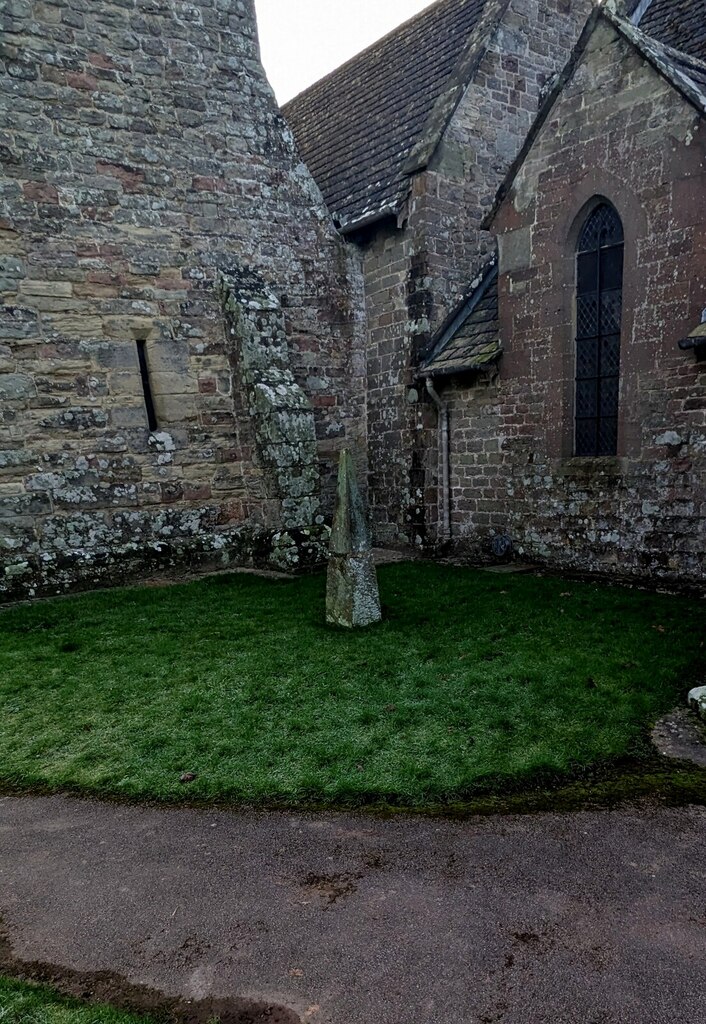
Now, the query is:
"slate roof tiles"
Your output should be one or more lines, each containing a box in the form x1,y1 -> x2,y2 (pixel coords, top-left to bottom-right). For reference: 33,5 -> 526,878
484,6 -> 706,230
420,262 -> 501,378
282,0 -> 494,232
622,15 -> 706,115
285,0 -> 706,234
634,0 -> 706,62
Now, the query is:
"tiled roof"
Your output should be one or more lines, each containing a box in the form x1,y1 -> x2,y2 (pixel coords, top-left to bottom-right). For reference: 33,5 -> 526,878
632,0 -> 706,62
282,0 -> 498,232
420,262 -> 500,378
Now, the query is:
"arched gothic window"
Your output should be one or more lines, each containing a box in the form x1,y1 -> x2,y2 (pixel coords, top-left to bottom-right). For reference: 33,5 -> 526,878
575,202 -> 624,456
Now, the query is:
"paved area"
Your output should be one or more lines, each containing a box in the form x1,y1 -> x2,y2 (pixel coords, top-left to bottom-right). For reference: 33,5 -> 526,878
0,795 -> 705,1024
653,708 -> 706,767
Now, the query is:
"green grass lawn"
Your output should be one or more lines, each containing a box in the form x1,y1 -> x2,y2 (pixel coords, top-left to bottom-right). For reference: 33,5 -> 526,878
0,563 -> 703,809
0,978 -> 156,1024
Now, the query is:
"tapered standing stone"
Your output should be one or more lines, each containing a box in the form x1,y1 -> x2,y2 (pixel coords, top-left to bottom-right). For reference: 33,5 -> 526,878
326,450 -> 382,628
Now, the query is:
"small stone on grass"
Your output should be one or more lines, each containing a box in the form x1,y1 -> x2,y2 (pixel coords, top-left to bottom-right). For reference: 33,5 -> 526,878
688,686 -> 706,722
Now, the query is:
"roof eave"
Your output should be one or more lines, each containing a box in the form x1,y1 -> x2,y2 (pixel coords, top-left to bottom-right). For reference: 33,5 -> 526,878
615,14 -> 706,111
337,203 -> 402,237
421,259 -> 499,366
679,322 -> 706,349
629,0 -> 655,25
416,353 -> 502,380
679,336 -> 706,350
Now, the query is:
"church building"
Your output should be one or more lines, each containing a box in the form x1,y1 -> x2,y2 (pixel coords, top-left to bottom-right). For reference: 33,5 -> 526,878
286,0 -> 706,584
1,0 -> 704,599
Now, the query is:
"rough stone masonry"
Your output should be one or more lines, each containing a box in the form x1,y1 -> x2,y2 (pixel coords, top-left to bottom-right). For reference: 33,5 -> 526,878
0,0 -> 366,599
2,0 -> 705,599
474,16 -> 706,583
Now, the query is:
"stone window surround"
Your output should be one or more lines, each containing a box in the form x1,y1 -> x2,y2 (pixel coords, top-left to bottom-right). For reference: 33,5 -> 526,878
574,201 -> 623,458
545,173 -> 649,466
125,318 -> 199,438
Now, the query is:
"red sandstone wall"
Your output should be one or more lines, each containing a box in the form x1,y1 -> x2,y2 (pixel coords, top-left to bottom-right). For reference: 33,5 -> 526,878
457,20 -> 706,582
360,0 -> 593,546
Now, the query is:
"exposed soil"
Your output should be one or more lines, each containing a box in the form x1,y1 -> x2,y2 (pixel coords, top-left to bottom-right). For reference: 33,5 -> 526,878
372,547 -> 420,565
1,550 -> 418,612
0,748 -> 704,818
302,871 -> 362,907
0,927 -> 300,1024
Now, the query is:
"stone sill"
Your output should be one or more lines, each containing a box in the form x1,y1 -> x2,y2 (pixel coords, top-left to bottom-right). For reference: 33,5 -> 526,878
556,456 -> 627,480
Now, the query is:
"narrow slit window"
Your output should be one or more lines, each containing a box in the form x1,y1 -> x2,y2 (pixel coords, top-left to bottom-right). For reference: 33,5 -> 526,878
136,338 -> 158,432
575,202 -> 624,457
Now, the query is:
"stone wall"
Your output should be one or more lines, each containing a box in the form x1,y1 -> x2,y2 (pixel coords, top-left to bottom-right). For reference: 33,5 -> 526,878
360,187 -> 431,548
0,0 -> 366,599
449,19 -> 706,583
359,0 -> 593,546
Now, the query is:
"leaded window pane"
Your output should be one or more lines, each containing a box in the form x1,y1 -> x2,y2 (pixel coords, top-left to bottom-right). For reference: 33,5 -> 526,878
576,378 -> 598,418
598,418 -> 618,456
600,290 -> 622,335
575,203 -> 623,456
599,376 -> 619,417
577,251 -> 598,292
599,246 -> 623,289
578,203 -> 624,252
576,418 -> 598,457
601,335 -> 621,378
577,293 -> 599,339
576,337 -> 599,380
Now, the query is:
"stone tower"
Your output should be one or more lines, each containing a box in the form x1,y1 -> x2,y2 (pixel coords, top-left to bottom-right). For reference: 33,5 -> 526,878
0,0 -> 366,598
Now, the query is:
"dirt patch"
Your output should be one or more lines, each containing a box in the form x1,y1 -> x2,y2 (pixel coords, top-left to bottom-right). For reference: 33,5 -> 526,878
142,566 -> 292,587
0,926 -> 299,1024
360,849 -> 392,871
481,564 -> 538,575
652,708 -> 706,768
302,871 -> 362,907
372,548 -> 420,566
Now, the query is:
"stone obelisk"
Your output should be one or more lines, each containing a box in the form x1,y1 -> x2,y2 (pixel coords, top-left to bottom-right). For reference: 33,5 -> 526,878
326,450 -> 382,628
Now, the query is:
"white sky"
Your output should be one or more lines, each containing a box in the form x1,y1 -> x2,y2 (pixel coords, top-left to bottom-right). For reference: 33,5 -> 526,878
255,0 -> 436,104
